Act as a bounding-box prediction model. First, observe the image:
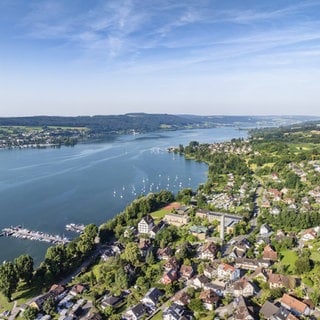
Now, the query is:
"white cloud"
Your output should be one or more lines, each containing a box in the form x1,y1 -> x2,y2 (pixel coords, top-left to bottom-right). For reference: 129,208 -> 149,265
2,0 -> 320,116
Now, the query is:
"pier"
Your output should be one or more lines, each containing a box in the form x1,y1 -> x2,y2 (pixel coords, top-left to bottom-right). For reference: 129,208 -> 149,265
1,226 -> 70,245
65,223 -> 85,234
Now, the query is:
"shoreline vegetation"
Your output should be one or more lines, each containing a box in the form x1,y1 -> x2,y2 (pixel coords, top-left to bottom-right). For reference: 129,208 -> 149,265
2,118 -> 320,318
0,113 -> 314,149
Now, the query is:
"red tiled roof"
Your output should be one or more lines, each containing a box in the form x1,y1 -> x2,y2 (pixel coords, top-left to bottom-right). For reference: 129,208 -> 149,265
281,293 -> 308,314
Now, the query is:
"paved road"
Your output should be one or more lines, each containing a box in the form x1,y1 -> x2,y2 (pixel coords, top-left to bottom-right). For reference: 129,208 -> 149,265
8,301 -> 18,320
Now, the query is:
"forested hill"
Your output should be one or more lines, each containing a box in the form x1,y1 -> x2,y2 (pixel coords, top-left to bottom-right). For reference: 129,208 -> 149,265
0,114 -> 198,133
0,113 -> 316,134
250,120 -> 320,143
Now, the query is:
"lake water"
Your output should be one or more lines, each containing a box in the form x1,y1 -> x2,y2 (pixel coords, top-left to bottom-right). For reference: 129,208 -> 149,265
0,127 -> 247,264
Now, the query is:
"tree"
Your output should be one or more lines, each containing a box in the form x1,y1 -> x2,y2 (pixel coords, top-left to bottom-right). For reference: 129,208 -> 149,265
146,251 -> 155,265
122,242 -> 140,265
295,254 -> 311,275
176,188 -> 194,204
113,268 -> 129,294
14,254 -> 34,284
43,296 -> 56,316
0,262 -> 19,301
155,225 -> 178,248
23,306 -> 38,320
77,224 -> 98,254
104,305 -> 115,317
45,244 -> 68,275
285,172 -> 302,189
222,293 -> 233,306
310,289 -> 320,306
189,298 -> 204,313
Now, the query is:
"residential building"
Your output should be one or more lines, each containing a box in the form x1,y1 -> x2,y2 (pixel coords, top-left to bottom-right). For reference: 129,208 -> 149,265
157,247 -> 173,260
260,224 -> 272,236
300,228 -> 318,242
141,288 -> 163,307
217,263 -> 240,281
280,293 -> 310,316
70,284 -> 86,296
138,238 -> 152,258
268,273 -> 295,289
203,262 -> 219,279
259,301 -> 279,319
161,269 -> 178,285
137,216 -> 154,234
233,278 -> 256,297
263,245 -> 278,261
163,303 -> 193,320
249,267 -> 268,282
172,291 -> 191,306
189,225 -> 208,240
164,257 -> 180,271
272,306 -> 299,320
235,258 -> 270,271
164,213 -> 190,227
199,289 -> 220,311
200,242 -> 218,260
191,275 -> 210,289
123,303 -> 147,320
30,284 -> 66,311
234,296 -> 255,320
101,295 -> 123,310
149,220 -> 165,238
179,264 -> 194,280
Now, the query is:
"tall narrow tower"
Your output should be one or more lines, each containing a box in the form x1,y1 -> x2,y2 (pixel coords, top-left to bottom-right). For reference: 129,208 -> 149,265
220,214 -> 225,242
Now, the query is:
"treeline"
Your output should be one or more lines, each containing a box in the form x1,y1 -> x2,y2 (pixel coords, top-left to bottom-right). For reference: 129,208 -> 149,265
1,114 -> 313,136
0,114 -> 206,134
260,210 -> 320,231
250,120 -> 320,143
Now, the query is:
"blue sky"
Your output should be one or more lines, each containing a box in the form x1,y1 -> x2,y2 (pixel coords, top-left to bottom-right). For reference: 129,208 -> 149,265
1,0 -> 320,116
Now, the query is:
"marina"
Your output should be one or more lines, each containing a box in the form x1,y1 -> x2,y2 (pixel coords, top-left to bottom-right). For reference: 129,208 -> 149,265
1,226 -> 70,245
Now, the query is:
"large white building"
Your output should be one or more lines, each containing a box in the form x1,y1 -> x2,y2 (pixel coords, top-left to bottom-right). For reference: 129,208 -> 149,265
138,216 -> 154,234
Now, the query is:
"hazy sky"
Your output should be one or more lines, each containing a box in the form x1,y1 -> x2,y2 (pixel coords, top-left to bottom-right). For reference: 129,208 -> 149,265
1,0 -> 320,116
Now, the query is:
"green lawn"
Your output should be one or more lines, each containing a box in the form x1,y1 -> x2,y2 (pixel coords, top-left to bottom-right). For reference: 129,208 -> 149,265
0,280 -> 46,314
0,293 -> 13,314
280,249 -> 298,274
288,143 -> 314,152
151,208 -> 170,223
150,310 -> 163,320
310,248 -> 320,262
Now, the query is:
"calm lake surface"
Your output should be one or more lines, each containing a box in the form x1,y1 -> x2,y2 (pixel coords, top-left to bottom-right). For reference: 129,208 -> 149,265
0,127 -> 247,264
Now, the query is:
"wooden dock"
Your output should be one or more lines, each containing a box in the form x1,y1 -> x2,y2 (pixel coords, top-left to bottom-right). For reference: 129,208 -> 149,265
1,226 -> 70,245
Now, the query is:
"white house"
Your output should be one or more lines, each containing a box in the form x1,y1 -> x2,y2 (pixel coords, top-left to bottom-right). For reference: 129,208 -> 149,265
260,224 -> 272,236
232,278 -> 256,297
141,288 -> 163,307
137,216 -> 154,235
217,263 -> 240,281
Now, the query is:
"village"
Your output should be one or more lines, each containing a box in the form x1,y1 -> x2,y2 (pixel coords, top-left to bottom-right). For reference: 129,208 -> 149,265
8,198 -> 320,320
0,126 -> 86,149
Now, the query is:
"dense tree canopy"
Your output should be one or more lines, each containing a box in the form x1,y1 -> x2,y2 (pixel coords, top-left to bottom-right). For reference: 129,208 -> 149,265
0,262 -> 19,301
14,254 -> 34,284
